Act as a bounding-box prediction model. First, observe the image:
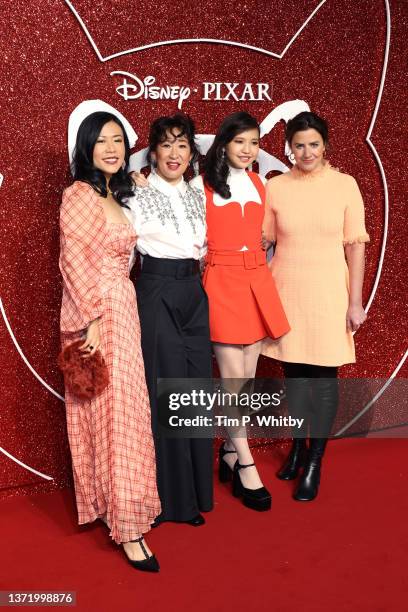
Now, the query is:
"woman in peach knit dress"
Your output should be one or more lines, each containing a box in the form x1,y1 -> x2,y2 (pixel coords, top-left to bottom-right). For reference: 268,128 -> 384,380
262,111 -> 369,501
60,108 -> 161,571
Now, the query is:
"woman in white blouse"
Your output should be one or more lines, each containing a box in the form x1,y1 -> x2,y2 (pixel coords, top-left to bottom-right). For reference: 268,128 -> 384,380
128,114 -> 213,527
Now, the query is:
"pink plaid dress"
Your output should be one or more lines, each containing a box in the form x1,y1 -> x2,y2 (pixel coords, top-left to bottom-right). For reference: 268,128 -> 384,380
59,181 -> 160,544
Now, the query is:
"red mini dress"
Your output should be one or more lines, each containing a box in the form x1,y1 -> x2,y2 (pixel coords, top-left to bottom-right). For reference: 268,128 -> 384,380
202,172 -> 290,344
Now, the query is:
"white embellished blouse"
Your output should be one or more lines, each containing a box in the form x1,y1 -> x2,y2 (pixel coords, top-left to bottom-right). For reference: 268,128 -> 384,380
127,172 -> 206,260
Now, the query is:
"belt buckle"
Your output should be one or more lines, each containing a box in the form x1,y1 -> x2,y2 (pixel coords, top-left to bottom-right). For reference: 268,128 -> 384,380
243,251 -> 257,269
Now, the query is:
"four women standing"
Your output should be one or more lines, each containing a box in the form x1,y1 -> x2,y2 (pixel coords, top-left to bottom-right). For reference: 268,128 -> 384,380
60,105 -> 368,568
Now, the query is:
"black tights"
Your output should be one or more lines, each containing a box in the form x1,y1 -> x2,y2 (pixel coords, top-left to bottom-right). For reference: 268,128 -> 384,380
283,362 -> 338,380
283,362 -> 338,439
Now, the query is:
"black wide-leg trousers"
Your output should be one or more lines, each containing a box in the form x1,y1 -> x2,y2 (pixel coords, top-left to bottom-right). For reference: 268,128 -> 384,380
136,256 -> 213,522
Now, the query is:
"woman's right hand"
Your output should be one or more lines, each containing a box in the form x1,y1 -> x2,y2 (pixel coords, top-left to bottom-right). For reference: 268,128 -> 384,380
130,171 -> 148,187
80,318 -> 101,357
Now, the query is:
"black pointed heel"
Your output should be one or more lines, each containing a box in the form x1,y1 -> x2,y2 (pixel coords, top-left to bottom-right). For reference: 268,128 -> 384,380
123,537 -> 160,572
218,444 -> 237,483
232,461 -> 272,511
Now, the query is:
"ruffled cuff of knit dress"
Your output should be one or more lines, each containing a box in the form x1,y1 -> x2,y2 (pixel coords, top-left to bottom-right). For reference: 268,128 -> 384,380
343,233 -> 370,245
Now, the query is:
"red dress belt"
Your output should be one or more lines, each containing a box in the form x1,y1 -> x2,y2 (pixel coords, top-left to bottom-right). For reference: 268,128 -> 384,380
206,250 -> 265,270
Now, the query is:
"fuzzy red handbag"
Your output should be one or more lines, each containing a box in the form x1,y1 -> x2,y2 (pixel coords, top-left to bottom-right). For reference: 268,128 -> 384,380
58,339 -> 109,400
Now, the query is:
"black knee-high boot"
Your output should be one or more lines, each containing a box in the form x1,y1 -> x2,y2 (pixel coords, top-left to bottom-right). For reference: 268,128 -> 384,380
277,375 -> 310,480
293,376 -> 338,501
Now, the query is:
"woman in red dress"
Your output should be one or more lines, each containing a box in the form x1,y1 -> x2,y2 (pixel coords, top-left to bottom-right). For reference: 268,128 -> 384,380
191,112 -> 290,511
60,105 -> 161,571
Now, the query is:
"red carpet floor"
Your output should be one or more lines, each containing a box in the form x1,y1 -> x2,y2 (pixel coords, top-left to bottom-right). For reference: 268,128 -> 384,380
1,438 -> 407,612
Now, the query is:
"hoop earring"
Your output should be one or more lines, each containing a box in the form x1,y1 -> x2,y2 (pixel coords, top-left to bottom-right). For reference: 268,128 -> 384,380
289,152 -> 295,162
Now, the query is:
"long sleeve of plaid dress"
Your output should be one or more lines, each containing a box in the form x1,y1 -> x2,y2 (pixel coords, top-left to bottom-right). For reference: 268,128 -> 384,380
59,182 -> 105,332
59,181 -> 161,543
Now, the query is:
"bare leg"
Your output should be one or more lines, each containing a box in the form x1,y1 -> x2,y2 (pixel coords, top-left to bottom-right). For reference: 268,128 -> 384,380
243,340 -> 263,378
213,341 -> 264,490
123,537 -> 153,561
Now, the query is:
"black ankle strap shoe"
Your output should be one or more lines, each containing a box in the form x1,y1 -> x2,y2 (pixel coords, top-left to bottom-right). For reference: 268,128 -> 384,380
232,461 -> 272,511
123,537 -> 160,572
218,444 -> 237,483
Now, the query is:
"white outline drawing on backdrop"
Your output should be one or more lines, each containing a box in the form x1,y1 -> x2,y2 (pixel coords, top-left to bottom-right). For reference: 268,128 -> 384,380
64,0 -> 328,61
0,445 -> 53,481
0,297 -> 57,480
0,299 -> 64,403
0,0 -> 400,482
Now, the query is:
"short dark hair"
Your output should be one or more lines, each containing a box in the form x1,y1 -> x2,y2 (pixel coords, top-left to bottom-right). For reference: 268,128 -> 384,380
204,112 -> 260,198
285,111 -> 329,146
72,111 -> 133,206
147,114 -> 199,165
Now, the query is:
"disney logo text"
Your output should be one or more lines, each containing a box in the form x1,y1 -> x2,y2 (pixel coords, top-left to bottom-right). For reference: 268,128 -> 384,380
111,71 -> 274,109
111,71 -> 191,110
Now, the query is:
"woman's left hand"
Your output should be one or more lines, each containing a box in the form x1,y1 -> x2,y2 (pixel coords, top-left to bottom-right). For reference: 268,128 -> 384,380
80,318 -> 101,357
130,171 -> 148,187
346,304 -> 367,332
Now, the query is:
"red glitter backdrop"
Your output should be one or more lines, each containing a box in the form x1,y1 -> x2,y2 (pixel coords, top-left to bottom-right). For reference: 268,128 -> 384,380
0,0 -> 407,498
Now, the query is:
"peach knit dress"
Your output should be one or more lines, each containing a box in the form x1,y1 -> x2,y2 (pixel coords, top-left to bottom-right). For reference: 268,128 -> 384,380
262,163 -> 369,367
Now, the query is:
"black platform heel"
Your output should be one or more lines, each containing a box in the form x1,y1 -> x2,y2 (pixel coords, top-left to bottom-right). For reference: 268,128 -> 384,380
276,439 -> 307,480
123,537 -> 160,573
232,461 -> 272,511
218,444 -> 237,483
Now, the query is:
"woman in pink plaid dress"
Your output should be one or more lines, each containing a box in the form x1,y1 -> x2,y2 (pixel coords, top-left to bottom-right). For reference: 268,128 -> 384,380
60,105 -> 161,572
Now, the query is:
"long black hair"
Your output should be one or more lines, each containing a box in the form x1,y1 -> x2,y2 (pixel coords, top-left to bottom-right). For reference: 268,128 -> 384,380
204,112 -> 260,198
72,111 -> 134,206
285,111 -> 329,146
